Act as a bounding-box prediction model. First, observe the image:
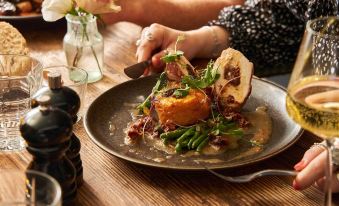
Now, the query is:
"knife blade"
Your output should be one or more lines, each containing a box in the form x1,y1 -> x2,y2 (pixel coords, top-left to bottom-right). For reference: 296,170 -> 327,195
124,60 -> 151,79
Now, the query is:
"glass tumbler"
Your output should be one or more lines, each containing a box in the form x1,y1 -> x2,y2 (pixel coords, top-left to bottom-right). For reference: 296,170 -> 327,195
0,54 -> 42,152
0,169 -> 62,206
41,66 -> 88,121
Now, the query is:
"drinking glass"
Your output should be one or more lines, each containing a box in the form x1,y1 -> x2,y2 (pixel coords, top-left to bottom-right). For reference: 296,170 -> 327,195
40,66 -> 88,121
0,169 -> 62,206
286,16 -> 339,205
0,54 -> 42,152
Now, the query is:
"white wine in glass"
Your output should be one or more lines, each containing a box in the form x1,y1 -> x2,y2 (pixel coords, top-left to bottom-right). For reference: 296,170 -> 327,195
286,16 -> 339,206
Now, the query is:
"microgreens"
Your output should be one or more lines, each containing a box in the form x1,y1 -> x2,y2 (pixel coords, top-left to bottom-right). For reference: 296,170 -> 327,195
161,35 -> 185,63
173,84 -> 190,98
137,72 -> 167,113
182,60 -> 220,89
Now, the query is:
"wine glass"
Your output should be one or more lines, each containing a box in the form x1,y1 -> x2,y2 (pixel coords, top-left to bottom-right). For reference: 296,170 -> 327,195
286,16 -> 339,205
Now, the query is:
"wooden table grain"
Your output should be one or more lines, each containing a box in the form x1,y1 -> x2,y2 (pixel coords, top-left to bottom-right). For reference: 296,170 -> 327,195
1,22 -> 337,206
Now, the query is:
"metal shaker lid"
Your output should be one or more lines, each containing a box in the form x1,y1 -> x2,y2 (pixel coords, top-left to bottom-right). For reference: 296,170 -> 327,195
48,72 -> 62,89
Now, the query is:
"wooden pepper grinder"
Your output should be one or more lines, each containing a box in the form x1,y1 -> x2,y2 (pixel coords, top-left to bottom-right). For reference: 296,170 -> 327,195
20,95 -> 77,205
32,72 -> 84,186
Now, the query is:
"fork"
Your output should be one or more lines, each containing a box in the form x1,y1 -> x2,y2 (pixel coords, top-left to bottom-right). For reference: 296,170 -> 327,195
205,168 -> 298,183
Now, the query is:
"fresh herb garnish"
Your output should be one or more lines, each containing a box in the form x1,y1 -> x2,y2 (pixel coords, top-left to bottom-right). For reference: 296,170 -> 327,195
160,35 -> 185,63
152,72 -> 167,92
173,84 -> 190,98
249,140 -> 264,148
182,60 -> 220,89
161,51 -> 184,63
137,72 -> 167,113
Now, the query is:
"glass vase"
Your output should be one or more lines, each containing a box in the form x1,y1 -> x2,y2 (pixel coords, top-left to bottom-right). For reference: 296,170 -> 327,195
63,14 -> 104,83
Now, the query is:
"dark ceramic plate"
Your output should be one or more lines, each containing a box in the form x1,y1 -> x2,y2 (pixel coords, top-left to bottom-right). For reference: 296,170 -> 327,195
0,14 -> 44,27
84,76 -> 303,170
0,14 -> 42,21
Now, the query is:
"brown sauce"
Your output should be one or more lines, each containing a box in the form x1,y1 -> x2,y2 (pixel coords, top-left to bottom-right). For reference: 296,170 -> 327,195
124,106 -> 272,163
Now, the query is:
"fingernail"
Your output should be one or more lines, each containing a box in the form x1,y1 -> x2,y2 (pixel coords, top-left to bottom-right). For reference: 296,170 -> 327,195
293,180 -> 300,190
294,160 -> 305,171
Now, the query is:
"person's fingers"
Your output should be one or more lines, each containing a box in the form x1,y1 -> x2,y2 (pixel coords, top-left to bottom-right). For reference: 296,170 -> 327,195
293,150 -> 327,190
314,174 -> 339,193
136,24 -> 165,63
142,67 -> 150,76
150,50 -> 167,73
294,143 -> 326,171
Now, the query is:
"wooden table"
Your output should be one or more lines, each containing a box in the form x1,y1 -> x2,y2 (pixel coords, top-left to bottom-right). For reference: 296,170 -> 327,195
0,21 -> 336,205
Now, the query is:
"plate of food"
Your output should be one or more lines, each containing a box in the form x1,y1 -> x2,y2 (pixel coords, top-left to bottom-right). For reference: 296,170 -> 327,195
0,0 -> 42,22
84,47 -> 303,170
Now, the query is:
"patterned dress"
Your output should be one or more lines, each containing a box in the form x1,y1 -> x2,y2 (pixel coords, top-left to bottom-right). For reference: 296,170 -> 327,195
209,0 -> 338,76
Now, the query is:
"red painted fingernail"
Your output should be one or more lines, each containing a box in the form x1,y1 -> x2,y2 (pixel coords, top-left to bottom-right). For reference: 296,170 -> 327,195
294,160 -> 305,171
293,180 -> 300,190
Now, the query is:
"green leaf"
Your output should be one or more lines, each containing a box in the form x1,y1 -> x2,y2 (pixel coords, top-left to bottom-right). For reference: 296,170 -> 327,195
161,35 -> 186,64
152,72 -> 167,92
181,60 -> 220,89
137,72 -> 167,113
160,50 -> 184,63
173,84 -> 190,98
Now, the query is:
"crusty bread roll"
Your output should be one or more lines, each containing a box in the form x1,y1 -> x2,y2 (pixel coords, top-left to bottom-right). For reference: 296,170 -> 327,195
0,21 -> 31,76
214,48 -> 253,111
0,22 -> 29,55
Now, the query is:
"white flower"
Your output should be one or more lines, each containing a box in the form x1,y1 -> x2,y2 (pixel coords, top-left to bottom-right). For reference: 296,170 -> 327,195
42,0 -> 73,22
75,0 -> 121,14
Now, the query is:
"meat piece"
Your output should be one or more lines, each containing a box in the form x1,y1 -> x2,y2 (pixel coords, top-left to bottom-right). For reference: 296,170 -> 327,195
154,89 -> 211,126
214,48 -> 253,111
127,116 -> 154,140
222,110 -> 250,128
164,50 -> 196,82
166,62 -> 186,82
0,0 -> 17,15
210,136 -> 229,147
16,1 -> 32,13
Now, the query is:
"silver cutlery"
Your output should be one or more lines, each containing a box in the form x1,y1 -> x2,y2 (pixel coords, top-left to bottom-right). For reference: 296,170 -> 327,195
124,60 -> 151,79
205,168 -> 298,183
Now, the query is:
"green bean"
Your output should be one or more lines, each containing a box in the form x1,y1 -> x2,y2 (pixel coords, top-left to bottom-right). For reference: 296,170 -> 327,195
187,131 -> 200,149
196,137 -> 209,152
182,140 -> 189,145
192,131 -> 208,149
161,128 -> 188,144
175,142 -> 183,153
176,127 -> 195,143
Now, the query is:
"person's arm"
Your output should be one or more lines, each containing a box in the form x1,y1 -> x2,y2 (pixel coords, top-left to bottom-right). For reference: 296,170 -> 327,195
102,0 -> 245,30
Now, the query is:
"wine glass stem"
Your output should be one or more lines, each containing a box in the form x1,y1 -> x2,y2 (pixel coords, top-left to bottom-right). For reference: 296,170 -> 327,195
324,139 -> 333,206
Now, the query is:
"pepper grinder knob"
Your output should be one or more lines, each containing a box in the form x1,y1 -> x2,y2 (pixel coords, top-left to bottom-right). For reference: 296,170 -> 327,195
48,72 -> 62,89
36,95 -> 50,110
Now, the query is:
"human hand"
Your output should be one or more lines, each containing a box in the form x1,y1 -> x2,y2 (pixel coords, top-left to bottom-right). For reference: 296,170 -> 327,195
293,143 -> 339,192
135,24 -> 199,75
135,24 -> 229,75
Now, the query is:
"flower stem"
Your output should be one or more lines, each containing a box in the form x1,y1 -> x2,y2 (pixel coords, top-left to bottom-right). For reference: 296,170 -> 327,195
72,15 -> 103,78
